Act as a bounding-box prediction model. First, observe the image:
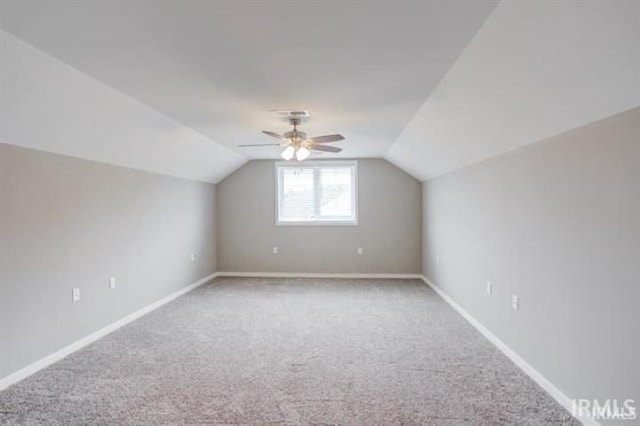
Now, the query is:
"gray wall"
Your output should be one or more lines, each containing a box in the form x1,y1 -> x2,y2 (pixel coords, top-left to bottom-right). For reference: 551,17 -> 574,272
422,108 -> 640,406
217,159 -> 421,273
0,143 -> 217,379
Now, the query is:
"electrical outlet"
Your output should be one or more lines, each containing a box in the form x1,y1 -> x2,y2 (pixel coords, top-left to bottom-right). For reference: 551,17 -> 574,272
109,277 -> 116,290
512,294 -> 519,311
357,247 -> 363,255
486,281 -> 492,295
190,253 -> 195,262
72,288 -> 80,303
272,246 -> 278,255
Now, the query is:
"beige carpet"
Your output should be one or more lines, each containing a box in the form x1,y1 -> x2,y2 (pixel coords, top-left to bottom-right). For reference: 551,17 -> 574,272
0,277 -> 577,424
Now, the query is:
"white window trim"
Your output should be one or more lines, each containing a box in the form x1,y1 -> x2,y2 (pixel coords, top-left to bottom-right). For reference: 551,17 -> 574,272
274,160 -> 359,226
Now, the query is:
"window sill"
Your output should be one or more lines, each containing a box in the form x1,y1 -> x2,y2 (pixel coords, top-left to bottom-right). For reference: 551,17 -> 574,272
276,221 -> 359,227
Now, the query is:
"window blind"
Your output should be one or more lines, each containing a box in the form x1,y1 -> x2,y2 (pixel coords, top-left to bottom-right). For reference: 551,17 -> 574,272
276,161 -> 357,224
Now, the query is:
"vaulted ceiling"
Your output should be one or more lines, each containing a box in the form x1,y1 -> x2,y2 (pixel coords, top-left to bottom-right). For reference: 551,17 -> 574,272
1,0 -> 638,182
387,0 -> 640,180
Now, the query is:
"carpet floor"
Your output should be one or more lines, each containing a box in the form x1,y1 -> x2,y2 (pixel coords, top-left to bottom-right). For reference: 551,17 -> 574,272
0,277 -> 577,425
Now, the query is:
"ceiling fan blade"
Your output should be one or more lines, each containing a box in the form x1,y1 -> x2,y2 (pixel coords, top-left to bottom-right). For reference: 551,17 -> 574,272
238,143 -> 281,147
309,144 -> 342,153
307,134 -> 345,144
262,130 -> 287,140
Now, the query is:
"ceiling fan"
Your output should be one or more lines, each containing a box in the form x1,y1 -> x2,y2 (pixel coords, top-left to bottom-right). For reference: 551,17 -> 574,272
238,118 -> 344,161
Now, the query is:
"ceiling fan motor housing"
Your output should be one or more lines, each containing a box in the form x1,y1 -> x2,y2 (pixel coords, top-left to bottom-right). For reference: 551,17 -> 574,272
283,130 -> 307,143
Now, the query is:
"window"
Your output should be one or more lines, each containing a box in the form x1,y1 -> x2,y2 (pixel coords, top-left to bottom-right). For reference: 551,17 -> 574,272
276,161 -> 358,225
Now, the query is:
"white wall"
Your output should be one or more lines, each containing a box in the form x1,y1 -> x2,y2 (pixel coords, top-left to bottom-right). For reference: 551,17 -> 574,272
0,29 -> 224,382
0,144 -> 217,380
422,108 -> 640,415
217,159 -> 422,274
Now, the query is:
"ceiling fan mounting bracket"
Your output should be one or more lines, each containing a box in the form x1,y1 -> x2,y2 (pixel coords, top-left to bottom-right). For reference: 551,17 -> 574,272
270,110 -> 309,117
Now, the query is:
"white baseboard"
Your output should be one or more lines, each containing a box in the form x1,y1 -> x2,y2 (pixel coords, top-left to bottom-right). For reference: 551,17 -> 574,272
217,271 -> 423,279
0,272 -> 218,391
420,275 -> 597,426
3,272 -> 592,424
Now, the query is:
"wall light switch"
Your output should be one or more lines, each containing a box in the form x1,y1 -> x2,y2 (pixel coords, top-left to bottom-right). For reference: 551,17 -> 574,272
72,288 -> 80,303
436,255 -> 440,265
357,247 -> 363,255
109,277 -> 116,290
486,281 -> 492,295
272,246 -> 278,255
190,253 -> 195,262
512,294 -> 519,311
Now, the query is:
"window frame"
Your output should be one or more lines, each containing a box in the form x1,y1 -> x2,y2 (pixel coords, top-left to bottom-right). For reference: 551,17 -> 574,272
275,160 -> 359,226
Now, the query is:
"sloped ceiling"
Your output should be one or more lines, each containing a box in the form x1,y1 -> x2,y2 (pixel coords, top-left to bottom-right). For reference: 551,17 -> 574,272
0,0 -> 497,181
1,0 -> 638,183
0,30 -> 246,183
386,0 -> 640,181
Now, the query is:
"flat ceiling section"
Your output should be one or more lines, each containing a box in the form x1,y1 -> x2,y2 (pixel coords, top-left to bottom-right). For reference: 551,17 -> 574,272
0,0 -> 498,166
386,0 -> 640,181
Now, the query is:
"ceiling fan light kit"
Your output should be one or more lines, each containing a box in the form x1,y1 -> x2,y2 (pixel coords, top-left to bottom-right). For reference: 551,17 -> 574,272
294,146 -> 310,161
238,115 -> 345,162
281,145 -> 295,161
